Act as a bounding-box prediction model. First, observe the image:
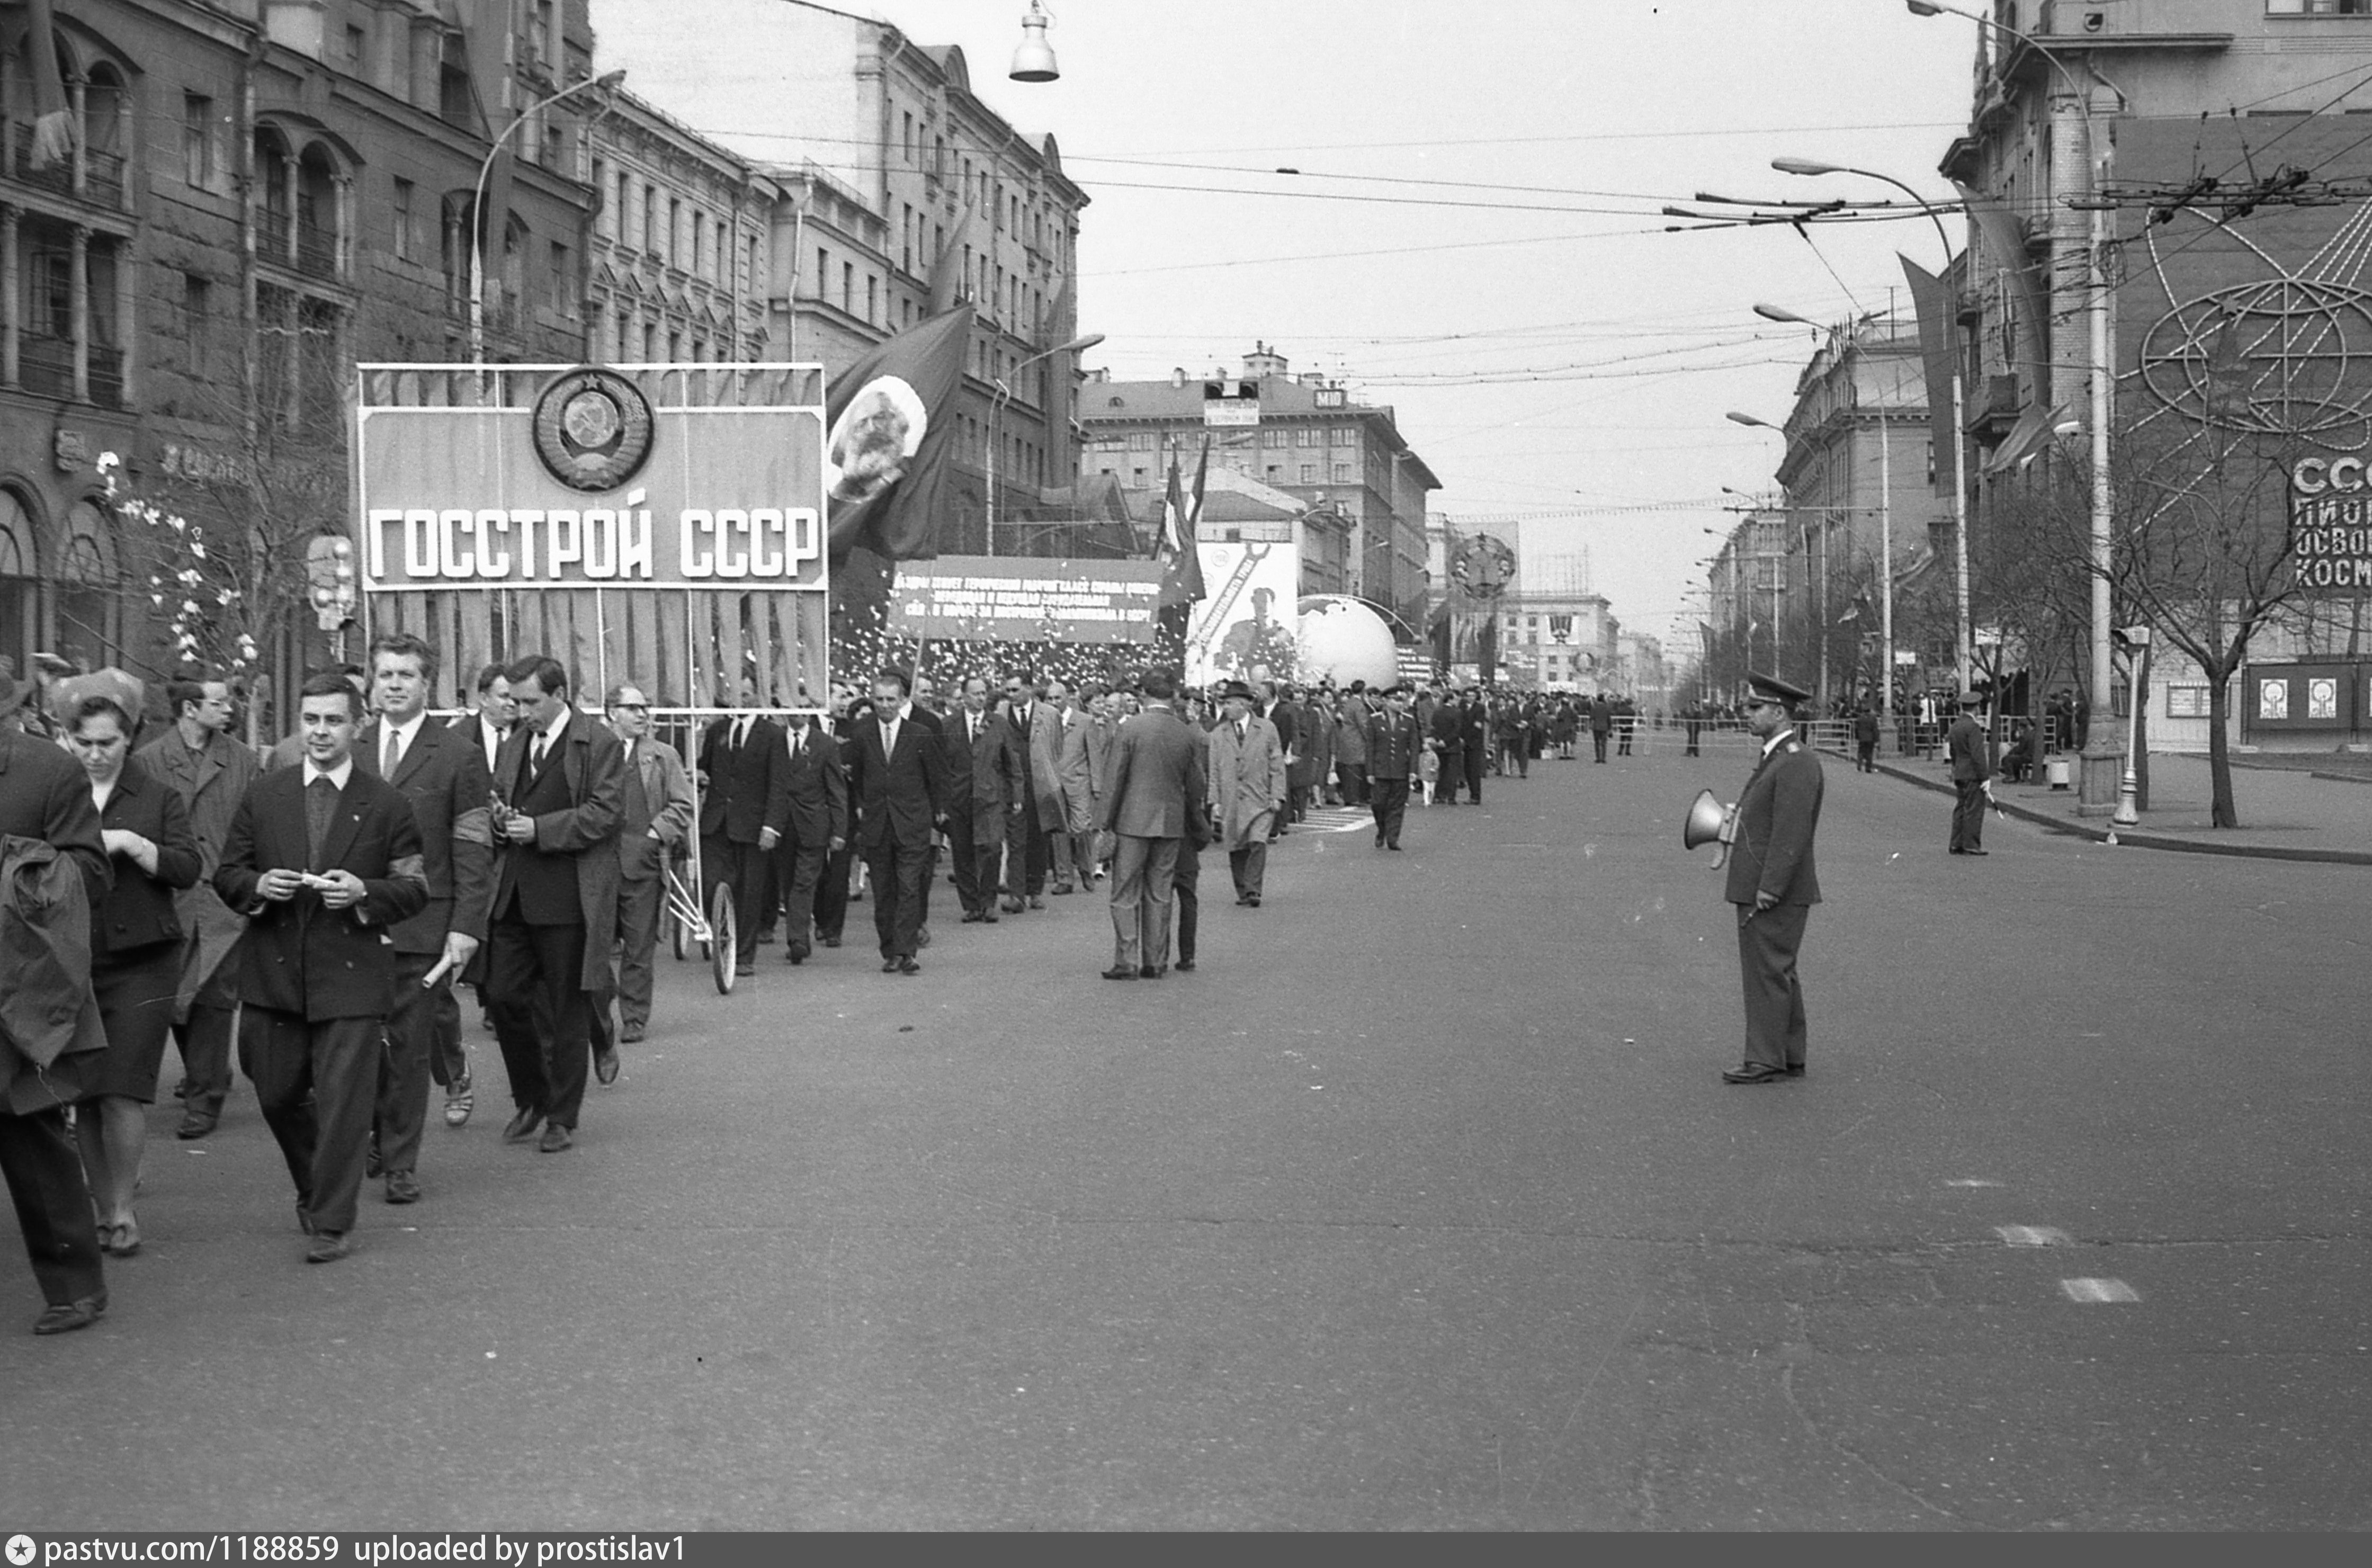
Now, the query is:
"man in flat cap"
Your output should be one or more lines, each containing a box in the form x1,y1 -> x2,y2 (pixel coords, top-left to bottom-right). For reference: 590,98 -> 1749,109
1945,691 -> 1992,856
1721,672 -> 1824,1086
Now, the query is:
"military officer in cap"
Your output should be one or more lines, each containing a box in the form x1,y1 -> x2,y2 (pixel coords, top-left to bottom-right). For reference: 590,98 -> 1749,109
1363,685 -> 1422,850
1721,672 -> 1824,1085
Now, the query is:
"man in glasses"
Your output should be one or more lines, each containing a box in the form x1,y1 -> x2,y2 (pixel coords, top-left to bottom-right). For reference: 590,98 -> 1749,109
1720,672 -> 1824,1087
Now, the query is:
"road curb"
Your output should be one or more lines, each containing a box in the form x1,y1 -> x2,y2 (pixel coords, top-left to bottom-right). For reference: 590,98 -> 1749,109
1820,746 -> 2372,867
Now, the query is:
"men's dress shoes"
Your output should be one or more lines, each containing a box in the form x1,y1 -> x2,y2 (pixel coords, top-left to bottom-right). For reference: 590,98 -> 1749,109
175,1109 -> 217,1140
306,1232 -> 351,1264
1784,1064 -> 1806,1078
1388,843 -> 1403,852
1002,898 -> 1025,915
1721,1064 -> 1791,1085
365,1137 -> 383,1179
1100,965 -> 1139,981
32,1291 -> 107,1335
538,1123 -> 574,1153
917,926 -> 932,948
1175,958 -> 1196,972
501,1106 -> 544,1143
384,1170 -> 421,1205
619,1023 -> 647,1044
1028,895 -> 1045,911
785,946 -> 809,964
1051,882 -> 1075,895
736,963 -> 756,977
982,911 -> 999,924
295,1203 -> 316,1236
897,956 -> 921,975
1246,895 -> 1261,908
594,1046 -> 621,1087
822,936 -> 842,947
1964,848 -> 1989,856
171,1077 -> 189,1100
444,1075 -> 475,1127
961,911 -> 986,924
1375,836 -> 1386,848
1140,964 -> 1164,979
882,958 -> 901,973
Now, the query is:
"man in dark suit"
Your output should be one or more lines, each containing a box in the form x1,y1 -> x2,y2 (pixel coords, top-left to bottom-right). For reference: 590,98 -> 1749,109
845,668 -> 946,974
443,660 -> 514,1122
0,665 -> 113,1332
942,676 -> 1023,926
1000,671 -> 1062,911
605,683 -> 693,1040
1098,668 -> 1205,980
696,677 -> 786,979
1459,687 -> 1490,802
812,683 -> 863,949
1589,693 -> 1614,763
773,707 -> 848,964
1720,672 -> 1825,1086
1947,692 -> 1993,854
1427,689 -> 1464,806
1852,704 -> 1880,773
1260,682 -> 1303,831
1684,700 -> 1704,758
216,670 -> 429,1260
486,656 -> 623,1153
357,633 -> 492,1206
1365,685 -> 1423,851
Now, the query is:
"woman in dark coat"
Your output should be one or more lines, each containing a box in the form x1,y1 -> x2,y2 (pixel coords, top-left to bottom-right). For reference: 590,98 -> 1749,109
66,696 -> 201,1257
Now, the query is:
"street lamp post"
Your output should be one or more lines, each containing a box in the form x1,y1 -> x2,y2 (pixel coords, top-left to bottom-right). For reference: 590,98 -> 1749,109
987,331 -> 1105,555
1771,157 -> 1972,701
471,69 -> 625,365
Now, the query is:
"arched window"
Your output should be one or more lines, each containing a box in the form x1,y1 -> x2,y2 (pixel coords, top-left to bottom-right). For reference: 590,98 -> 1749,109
296,142 -> 341,277
0,488 -> 39,676
55,498 -> 119,671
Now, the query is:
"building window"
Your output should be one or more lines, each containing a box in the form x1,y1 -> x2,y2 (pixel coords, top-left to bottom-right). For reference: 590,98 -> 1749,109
841,262 -> 853,313
903,112 -> 915,163
642,185 -> 657,253
548,241 -> 573,313
816,247 -> 828,299
1300,464 -> 1316,483
1262,429 -> 1286,448
1126,433 -> 1154,451
667,198 -> 681,266
1296,428 -> 1319,447
345,23 -> 368,72
390,178 -> 416,261
184,94 -> 214,187
691,212 -> 704,277
1333,463 -> 1351,483
866,274 -> 879,322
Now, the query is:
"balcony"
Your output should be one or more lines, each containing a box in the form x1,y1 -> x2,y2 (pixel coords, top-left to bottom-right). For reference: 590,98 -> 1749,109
88,345 -> 124,409
17,333 -> 73,399
295,222 -> 338,280
4,123 -> 128,211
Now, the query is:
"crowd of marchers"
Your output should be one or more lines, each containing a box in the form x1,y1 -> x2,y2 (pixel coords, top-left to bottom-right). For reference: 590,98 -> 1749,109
0,637 -> 1684,1338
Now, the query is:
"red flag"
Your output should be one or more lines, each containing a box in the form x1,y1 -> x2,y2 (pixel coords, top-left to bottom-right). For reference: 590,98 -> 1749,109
1158,441 -> 1210,610
26,0 -> 76,169
825,306 -> 974,562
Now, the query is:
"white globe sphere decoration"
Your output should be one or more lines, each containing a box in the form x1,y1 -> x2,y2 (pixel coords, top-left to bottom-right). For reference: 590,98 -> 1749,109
1295,595 -> 1399,688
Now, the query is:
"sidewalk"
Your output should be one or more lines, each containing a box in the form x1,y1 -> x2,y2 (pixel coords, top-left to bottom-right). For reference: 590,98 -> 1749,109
1842,745 -> 2372,866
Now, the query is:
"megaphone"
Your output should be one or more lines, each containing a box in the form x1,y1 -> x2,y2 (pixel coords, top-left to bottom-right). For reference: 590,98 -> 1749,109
1683,789 -> 1739,870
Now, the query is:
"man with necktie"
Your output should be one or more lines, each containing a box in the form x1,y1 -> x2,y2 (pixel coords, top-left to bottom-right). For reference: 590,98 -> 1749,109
485,657 -> 623,1152
696,677 -> 786,978
215,671 -> 428,1260
845,668 -> 946,975
604,684 -> 692,1043
942,676 -> 1024,926
1720,672 -> 1825,1086
773,706 -> 848,965
1364,685 -> 1423,851
356,633 -> 491,1206
1206,680 -> 1287,908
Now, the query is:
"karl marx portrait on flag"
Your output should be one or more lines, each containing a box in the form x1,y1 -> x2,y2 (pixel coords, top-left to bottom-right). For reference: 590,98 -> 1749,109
825,375 -> 929,509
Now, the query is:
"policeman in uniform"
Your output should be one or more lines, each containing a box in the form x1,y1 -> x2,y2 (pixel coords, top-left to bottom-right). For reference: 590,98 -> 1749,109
1721,673 -> 1824,1085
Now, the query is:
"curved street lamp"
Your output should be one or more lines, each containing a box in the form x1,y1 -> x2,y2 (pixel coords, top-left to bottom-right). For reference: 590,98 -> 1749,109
987,330 -> 1106,554
471,69 -> 626,364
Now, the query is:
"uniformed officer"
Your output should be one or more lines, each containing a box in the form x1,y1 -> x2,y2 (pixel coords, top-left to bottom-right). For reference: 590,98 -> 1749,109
1721,672 -> 1824,1085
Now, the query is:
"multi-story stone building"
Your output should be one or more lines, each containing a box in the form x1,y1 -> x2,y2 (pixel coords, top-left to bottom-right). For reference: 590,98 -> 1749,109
585,88 -> 771,366
1,0 -> 597,705
1078,347 -> 1439,633
1935,0 -> 2372,748
590,0 -> 1093,556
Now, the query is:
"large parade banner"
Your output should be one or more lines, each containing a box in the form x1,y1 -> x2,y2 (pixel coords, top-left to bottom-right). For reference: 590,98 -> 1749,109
891,555 -> 1163,644
1185,538 -> 1300,687
353,364 -> 830,708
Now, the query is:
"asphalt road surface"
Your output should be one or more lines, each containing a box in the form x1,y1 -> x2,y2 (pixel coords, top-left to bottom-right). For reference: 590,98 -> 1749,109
6,737 -> 2367,1530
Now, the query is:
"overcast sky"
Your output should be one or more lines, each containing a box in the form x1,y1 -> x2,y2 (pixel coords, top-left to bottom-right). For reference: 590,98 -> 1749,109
642,0 -> 1983,649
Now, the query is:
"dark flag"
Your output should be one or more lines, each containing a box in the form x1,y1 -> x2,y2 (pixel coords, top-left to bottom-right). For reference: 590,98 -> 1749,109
825,304 -> 974,563
1154,442 -> 1210,641
25,0 -> 76,168
1899,256 -> 1962,501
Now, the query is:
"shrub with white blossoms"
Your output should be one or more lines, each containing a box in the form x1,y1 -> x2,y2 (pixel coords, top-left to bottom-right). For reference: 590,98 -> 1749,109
96,451 -> 259,676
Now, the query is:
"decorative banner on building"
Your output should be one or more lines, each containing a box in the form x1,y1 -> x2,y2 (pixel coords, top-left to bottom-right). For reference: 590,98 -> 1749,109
890,555 -> 1163,644
2286,454 -> 2372,594
1186,539 -> 1301,687
356,368 -> 827,593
